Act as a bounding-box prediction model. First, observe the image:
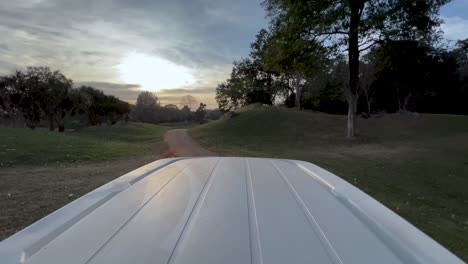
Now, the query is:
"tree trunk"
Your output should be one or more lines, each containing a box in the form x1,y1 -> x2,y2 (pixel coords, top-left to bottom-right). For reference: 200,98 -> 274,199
48,113 -> 55,131
294,74 -> 301,110
55,113 -> 66,133
295,86 -> 300,109
347,94 -> 357,137
24,112 -> 38,130
26,122 -> 36,130
403,91 -> 411,111
347,2 -> 362,137
396,79 -> 402,111
363,87 -> 371,116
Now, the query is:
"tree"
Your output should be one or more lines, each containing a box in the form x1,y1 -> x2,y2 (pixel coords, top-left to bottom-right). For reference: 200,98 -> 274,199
215,82 -> 234,111
78,86 -> 129,125
136,91 -> 159,108
215,61 -> 250,111
6,70 -> 42,129
260,25 -> 326,109
181,105 -> 192,121
1,68 -> 131,129
24,67 -> 74,131
194,102 -> 207,123
215,57 -> 279,110
54,88 -> 87,132
249,29 -> 288,104
164,104 -> 178,109
263,0 -> 450,137
78,86 -> 105,125
180,95 -> 197,110
359,55 -> 378,115
453,39 -> 468,86
0,76 -> 13,121
373,41 -> 431,112
133,91 -> 160,123
3,67 -> 77,131
215,27 -> 313,111
105,95 -> 130,125
132,92 -> 199,124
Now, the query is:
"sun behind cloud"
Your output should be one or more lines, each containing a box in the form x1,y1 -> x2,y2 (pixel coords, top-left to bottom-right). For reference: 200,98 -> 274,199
116,52 -> 196,91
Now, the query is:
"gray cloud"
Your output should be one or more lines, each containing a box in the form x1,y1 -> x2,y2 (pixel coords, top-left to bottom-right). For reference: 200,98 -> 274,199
157,96 -> 186,102
0,0 -> 267,106
80,51 -> 109,57
159,87 -> 215,95
0,44 -> 9,51
76,82 -> 142,102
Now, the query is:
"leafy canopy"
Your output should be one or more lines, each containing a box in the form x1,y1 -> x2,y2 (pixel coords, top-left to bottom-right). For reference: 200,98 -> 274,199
262,0 -> 450,50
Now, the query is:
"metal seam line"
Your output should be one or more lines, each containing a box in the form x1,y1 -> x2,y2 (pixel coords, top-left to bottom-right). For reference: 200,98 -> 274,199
271,160 -> 344,264
84,160 -> 195,264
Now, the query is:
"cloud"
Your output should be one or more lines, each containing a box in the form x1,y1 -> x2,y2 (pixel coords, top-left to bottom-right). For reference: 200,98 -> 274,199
80,51 -> 109,57
158,87 -> 215,95
76,82 -> 142,102
441,16 -> 468,41
0,44 -> 9,51
0,0 -> 266,107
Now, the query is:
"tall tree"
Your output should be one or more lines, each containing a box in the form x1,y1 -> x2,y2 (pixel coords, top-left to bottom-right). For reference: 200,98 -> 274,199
78,86 -> 129,125
261,24 -> 326,109
373,41 -> 431,112
26,67 -> 74,131
454,39 -> 468,80
180,95 -> 197,110
263,0 -> 450,137
7,70 -> 42,129
215,56 -> 282,111
181,105 -> 192,121
55,88 -> 88,132
0,76 -> 13,119
136,91 -> 159,108
194,102 -> 207,123
249,29 -> 287,104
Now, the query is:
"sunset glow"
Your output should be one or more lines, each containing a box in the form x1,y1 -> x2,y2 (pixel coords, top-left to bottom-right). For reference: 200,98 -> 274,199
116,52 -> 196,91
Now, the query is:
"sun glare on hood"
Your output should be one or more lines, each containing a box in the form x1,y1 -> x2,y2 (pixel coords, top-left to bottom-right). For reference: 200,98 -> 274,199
116,52 -> 196,91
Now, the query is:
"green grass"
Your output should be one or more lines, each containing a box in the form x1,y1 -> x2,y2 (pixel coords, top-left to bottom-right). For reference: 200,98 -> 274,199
0,122 -> 168,167
191,105 -> 468,261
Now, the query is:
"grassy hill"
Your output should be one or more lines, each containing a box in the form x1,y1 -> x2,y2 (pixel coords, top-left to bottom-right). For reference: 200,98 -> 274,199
0,122 -> 168,167
191,105 -> 468,261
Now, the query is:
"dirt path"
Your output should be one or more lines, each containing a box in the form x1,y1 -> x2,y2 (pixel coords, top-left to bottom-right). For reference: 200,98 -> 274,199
164,129 -> 217,157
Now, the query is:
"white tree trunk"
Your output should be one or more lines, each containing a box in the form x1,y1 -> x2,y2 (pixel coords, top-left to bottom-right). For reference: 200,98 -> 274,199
294,74 -> 301,110
347,94 -> 357,138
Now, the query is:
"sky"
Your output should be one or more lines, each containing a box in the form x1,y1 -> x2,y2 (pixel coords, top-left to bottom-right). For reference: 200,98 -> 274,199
0,0 -> 467,109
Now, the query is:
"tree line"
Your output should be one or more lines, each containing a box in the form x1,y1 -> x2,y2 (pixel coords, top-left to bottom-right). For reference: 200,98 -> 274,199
132,92 -> 220,124
216,0 -> 467,137
0,67 -> 130,131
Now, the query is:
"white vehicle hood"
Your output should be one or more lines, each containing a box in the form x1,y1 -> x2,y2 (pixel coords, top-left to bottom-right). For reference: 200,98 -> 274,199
0,157 -> 463,263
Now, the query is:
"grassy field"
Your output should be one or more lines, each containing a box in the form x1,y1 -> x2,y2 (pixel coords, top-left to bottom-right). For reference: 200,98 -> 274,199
191,105 -> 468,261
0,122 -> 168,240
0,122 -> 168,167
